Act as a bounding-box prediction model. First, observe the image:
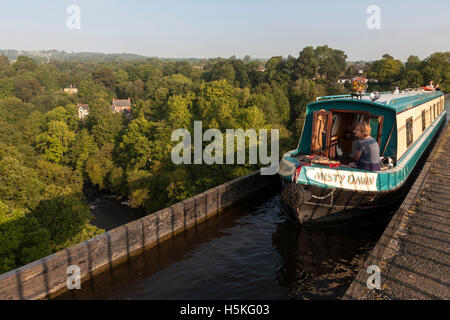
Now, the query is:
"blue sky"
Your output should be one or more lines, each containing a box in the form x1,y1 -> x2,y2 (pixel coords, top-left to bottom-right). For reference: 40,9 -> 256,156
1,0 -> 449,61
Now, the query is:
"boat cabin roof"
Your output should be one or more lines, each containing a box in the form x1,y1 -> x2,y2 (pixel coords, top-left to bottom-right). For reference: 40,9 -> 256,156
313,90 -> 443,113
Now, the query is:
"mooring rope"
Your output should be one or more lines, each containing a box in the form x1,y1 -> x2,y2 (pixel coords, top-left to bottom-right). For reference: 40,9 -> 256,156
311,189 -> 334,205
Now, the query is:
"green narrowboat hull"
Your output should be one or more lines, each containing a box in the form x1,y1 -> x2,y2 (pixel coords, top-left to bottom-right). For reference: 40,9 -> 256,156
278,91 -> 446,224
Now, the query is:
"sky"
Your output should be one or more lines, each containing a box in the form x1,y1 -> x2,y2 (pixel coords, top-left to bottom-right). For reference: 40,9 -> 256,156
0,0 -> 449,61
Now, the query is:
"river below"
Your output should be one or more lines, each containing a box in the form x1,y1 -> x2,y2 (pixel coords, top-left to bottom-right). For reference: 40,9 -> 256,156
84,188 -> 146,231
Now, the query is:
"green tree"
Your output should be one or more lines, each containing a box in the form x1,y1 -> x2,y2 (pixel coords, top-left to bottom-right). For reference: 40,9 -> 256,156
237,105 -> 266,130
85,143 -> 124,193
31,195 -> 95,248
36,159 -> 84,199
366,54 -> 404,89
289,77 -> 325,136
0,78 -> 14,99
405,55 -> 421,71
345,64 -> 359,76
155,74 -> 193,99
13,56 -> 38,73
92,67 -> 117,88
44,105 -> 77,130
265,56 -> 292,88
78,78 -> 111,102
126,169 -> 152,208
68,129 -> 98,172
422,52 -> 450,90
404,70 -> 423,88
314,46 -> 347,82
203,60 -> 236,84
296,46 -> 318,79
35,120 -> 75,163
88,102 -> 123,146
0,55 -> 10,68
119,117 -> 153,171
197,80 -> 239,129
0,155 -> 44,209
0,201 -> 51,274
13,77 -> 42,102
165,94 -> 193,130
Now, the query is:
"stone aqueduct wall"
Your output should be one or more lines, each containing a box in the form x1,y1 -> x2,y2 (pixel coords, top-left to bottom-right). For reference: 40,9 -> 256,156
0,171 -> 278,300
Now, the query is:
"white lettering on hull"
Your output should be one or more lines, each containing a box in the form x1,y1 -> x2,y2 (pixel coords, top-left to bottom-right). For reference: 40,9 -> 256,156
305,167 -> 378,191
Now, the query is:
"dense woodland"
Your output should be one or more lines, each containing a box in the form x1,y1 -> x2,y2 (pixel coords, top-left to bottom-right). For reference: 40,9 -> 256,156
0,46 -> 448,273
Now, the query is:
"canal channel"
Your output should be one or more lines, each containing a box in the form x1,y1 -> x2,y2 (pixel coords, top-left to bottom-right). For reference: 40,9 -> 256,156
56,185 -> 391,300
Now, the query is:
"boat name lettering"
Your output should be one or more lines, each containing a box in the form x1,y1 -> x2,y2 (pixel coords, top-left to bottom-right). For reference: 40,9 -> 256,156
313,172 -> 374,186
306,168 -> 378,191
313,172 -> 346,184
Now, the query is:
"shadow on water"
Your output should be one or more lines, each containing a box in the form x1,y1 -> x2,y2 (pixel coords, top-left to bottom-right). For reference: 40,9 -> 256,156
55,185 -> 390,300
274,212 -> 391,299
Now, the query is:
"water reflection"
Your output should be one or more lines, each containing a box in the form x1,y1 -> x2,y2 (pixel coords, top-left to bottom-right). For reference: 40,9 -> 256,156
273,213 -> 390,299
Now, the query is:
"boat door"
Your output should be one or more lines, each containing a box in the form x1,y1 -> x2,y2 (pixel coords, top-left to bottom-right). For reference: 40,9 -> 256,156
311,110 -> 332,157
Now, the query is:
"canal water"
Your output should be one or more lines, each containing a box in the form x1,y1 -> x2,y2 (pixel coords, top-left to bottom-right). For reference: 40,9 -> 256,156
57,186 -> 390,300
56,97 -> 449,300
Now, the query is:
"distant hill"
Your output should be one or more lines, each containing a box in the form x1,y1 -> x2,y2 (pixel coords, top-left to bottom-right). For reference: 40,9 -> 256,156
0,49 -> 268,64
0,49 -> 150,63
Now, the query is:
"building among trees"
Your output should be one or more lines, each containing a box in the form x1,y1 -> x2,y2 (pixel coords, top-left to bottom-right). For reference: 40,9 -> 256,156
77,103 -> 89,119
63,85 -> 78,95
337,75 -> 357,84
193,65 -> 204,71
111,98 -> 132,114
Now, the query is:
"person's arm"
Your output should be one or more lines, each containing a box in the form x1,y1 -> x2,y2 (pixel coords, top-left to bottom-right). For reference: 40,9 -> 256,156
349,151 -> 362,167
351,140 -> 363,160
349,140 -> 362,167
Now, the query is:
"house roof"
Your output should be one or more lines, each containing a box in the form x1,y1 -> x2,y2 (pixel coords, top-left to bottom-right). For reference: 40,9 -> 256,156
112,98 -> 131,107
77,104 -> 89,111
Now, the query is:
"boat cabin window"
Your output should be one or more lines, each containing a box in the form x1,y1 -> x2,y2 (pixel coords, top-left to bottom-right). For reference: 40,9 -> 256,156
310,110 -> 383,165
406,117 -> 413,148
422,110 -> 426,132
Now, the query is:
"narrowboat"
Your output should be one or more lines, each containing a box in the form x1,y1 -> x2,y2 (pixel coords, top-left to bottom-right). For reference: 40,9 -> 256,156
278,90 -> 446,224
